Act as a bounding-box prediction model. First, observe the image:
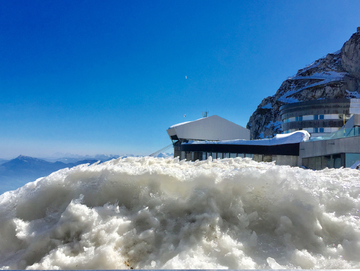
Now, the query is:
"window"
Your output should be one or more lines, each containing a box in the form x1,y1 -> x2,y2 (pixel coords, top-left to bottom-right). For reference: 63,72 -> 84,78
202,152 -> 207,160
319,115 -> 324,120
346,153 -> 360,167
303,115 -> 313,121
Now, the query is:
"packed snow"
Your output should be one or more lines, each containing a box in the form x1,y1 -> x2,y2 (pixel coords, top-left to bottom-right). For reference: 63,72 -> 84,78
261,103 -> 272,109
265,121 -> 282,130
347,89 -> 360,99
1,156 -> 359,269
279,70 -> 347,104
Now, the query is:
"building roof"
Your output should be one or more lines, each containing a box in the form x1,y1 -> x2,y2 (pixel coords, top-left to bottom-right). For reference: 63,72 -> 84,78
167,115 -> 250,141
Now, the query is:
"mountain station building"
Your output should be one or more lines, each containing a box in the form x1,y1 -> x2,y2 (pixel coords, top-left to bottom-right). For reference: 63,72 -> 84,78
167,106 -> 360,170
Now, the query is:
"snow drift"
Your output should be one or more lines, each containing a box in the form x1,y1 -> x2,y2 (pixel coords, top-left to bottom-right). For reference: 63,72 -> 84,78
0,156 -> 360,269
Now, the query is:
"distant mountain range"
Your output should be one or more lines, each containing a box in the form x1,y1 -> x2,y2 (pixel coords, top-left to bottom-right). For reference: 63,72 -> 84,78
0,153 -> 174,194
0,155 -> 98,186
0,159 -> 8,165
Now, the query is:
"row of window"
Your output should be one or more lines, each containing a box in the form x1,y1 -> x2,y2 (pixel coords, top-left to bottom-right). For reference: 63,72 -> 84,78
180,151 -> 254,161
283,114 -> 350,123
302,153 -> 360,170
201,152 -> 253,160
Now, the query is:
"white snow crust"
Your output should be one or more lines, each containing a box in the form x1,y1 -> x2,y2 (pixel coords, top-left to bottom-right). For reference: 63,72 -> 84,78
261,103 -> 272,109
279,71 -> 347,104
0,156 -> 360,269
346,90 -> 360,99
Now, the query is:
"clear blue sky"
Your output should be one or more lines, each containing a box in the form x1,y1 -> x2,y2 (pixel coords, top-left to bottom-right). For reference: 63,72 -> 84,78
1,0 -> 360,159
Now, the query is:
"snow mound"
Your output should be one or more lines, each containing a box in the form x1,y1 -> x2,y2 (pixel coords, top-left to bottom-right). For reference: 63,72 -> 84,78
0,157 -> 359,269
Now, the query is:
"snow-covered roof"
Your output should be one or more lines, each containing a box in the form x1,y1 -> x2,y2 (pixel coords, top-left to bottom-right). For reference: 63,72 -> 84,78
185,130 -> 310,146
167,115 -> 250,141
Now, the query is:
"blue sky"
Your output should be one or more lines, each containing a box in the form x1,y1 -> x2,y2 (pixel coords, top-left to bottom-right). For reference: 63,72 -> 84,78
1,0 -> 360,159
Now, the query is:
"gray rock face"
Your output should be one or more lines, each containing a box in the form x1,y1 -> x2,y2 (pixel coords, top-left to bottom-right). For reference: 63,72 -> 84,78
341,29 -> 360,79
247,29 -> 360,139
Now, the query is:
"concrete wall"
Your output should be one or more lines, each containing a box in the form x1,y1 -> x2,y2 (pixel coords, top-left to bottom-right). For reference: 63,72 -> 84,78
300,135 -> 360,158
273,155 -> 301,166
344,114 -> 360,129
350,99 -> 360,114
254,154 -> 300,166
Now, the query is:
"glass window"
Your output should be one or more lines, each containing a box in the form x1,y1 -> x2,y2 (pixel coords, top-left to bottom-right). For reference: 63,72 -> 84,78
230,153 -> 236,158
319,115 -> 324,120
202,152 -> 207,160
319,128 -> 324,133
345,153 -> 360,168
334,154 -> 342,168
314,115 -> 318,120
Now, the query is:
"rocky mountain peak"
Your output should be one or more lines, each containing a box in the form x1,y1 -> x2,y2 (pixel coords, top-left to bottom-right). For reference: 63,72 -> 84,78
247,28 -> 360,139
341,29 -> 360,79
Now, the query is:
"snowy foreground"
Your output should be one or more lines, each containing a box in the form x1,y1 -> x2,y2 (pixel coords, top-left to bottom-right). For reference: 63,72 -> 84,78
0,157 -> 360,269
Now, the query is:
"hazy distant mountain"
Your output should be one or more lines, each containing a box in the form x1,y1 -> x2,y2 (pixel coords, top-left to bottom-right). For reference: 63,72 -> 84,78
0,159 -> 8,165
154,152 -> 173,158
44,154 -> 122,163
0,154 -> 175,194
0,155 -> 97,194
247,28 -> 360,139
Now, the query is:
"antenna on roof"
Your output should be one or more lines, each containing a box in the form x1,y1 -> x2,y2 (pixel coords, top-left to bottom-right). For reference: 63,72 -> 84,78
202,111 -> 208,118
